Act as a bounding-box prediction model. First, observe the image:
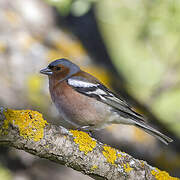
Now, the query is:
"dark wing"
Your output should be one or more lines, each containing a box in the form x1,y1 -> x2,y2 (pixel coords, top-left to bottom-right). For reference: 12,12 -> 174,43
67,76 -> 145,122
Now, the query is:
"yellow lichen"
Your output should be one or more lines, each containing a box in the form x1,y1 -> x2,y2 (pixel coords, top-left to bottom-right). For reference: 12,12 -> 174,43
91,165 -> 98,171
123,163 -> 132,173
2,109 -> 48,141
70,130 -> 96,155
102,145 -> 117,165
117,152 -> 122,158
151,168 -> 179,180
140,160 -> 145,167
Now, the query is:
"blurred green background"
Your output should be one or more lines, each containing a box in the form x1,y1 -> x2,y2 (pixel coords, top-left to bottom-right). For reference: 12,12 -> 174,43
0,0 -> 179,179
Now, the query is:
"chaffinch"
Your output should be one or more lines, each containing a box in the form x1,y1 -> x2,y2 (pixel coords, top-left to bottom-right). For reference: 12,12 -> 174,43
40,58 -> 173,145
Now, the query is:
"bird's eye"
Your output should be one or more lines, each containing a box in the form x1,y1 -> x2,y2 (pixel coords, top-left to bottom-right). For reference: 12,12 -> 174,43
48,65 -> 53,69
56,67 -> 61,71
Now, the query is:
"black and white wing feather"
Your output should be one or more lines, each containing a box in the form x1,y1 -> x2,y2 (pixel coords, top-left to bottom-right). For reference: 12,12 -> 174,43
67,75 -> 173,144
67,76 -> 145,122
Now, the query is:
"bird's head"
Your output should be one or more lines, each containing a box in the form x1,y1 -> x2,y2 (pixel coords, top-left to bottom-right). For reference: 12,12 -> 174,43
40,58 -> 80,82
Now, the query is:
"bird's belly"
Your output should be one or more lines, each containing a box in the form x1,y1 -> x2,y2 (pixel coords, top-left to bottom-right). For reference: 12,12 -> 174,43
51,88 -> 112,129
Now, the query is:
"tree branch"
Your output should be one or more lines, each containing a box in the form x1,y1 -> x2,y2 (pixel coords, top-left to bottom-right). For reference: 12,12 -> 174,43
0,107 -> 178,180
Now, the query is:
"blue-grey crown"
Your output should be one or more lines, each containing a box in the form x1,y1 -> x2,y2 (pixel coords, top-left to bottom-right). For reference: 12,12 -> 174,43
48,58 -> 80,77
48,58 -> 78,68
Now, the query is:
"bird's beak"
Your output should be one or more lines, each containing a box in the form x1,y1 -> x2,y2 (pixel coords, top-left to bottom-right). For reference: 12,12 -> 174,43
40,67 -> 53,75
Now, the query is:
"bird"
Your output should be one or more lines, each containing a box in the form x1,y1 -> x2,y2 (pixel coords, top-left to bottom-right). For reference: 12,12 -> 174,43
40,58 -> 173,145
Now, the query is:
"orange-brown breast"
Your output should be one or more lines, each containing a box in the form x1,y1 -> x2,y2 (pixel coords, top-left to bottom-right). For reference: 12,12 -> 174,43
49,78 -> 112,128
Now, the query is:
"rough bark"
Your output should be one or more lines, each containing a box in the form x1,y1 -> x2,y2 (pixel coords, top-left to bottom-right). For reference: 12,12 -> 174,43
0,107 -> 178,180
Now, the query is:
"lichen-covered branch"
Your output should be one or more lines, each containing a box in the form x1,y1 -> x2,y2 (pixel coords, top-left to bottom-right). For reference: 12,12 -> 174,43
0,107 -> 178,180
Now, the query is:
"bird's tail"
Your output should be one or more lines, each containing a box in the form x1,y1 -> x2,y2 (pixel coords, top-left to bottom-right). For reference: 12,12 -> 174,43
135,121 -> 173,145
